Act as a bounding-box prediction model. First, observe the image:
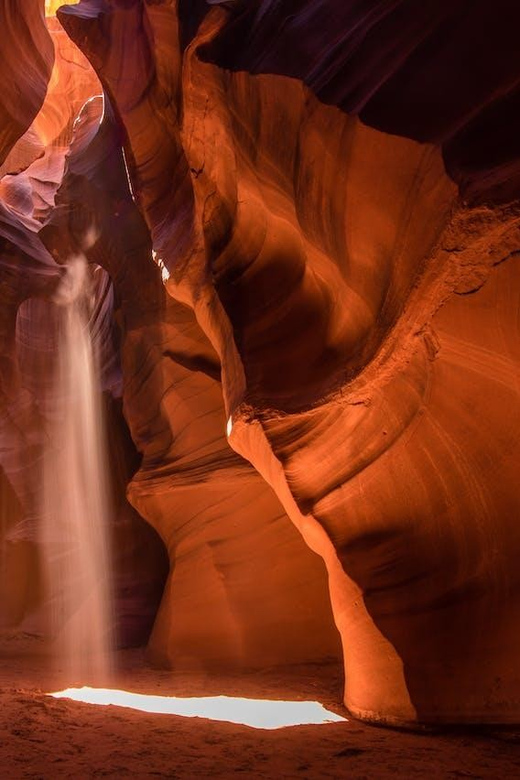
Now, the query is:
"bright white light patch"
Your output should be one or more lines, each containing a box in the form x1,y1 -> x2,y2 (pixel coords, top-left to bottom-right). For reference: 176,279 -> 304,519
151,250 -> 170,282
226,416 -> 233,437
49,688 -> 346,730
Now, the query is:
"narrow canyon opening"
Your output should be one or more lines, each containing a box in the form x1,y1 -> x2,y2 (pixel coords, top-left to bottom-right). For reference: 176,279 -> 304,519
1,0 -> 344,708
1,1 -> 520,777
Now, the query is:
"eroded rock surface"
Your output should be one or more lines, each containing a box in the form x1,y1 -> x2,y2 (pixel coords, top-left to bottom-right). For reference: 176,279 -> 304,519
0,5 -> 167,646
1,0 -> 519,725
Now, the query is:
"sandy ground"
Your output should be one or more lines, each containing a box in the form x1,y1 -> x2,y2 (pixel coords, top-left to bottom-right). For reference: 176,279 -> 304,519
1,635 -> 519,779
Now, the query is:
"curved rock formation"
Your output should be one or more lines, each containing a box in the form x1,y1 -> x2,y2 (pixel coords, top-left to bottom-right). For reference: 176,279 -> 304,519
1,0 -> 519,727
0,3 -> 167,644
47,92 -> 340,669
0,1 -> 54,167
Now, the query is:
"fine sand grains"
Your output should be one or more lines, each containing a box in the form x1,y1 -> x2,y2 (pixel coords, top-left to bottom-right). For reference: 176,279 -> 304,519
1,636 -> 519,779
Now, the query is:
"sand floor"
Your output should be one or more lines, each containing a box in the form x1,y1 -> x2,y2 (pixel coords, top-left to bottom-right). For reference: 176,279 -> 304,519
1,634 -> 519,779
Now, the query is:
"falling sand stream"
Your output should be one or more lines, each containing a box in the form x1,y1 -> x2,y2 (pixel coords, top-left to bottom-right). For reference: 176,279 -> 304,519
42,254 -> 113,683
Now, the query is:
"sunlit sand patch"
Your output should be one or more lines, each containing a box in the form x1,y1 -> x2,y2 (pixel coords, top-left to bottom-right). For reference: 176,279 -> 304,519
49,687 -> 347,730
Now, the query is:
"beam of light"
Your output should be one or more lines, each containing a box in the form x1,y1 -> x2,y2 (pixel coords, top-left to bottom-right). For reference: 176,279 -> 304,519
151,250 -> 170,282
48,687 -> 347,730
122,147 -> 137,204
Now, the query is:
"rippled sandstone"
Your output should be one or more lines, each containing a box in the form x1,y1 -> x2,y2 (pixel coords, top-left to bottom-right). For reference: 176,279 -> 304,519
1,0 -> 519,726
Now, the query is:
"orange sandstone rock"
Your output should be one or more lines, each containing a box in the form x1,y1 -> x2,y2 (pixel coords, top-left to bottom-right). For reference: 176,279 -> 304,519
1,0 -> 519,726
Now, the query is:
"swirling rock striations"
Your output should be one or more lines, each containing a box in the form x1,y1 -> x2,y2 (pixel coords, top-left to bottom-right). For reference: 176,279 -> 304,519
0,0 -> 338,663
198,0 -> 520,204
44,91 -> 340,668
0,1 -> 54,168
0,3 -> 166,644
0,2 -> 60,626
0,0 -> 518,725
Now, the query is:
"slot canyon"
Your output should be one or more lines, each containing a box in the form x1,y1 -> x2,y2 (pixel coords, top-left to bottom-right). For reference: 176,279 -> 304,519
1,0 -> 519,777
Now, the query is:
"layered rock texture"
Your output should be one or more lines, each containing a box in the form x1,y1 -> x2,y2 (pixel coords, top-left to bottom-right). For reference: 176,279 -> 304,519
1,0 -> 520,726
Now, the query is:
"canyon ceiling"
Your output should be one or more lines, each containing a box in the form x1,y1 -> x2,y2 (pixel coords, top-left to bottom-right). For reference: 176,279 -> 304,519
0,0 -> 519,727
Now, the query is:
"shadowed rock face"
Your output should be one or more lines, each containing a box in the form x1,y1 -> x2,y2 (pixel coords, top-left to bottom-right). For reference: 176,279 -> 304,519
0,7 -> 167,645
0,1 -> 54,168
41,92 -> 340,668
0,1 -> 340,665
1,0 -> 520,725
